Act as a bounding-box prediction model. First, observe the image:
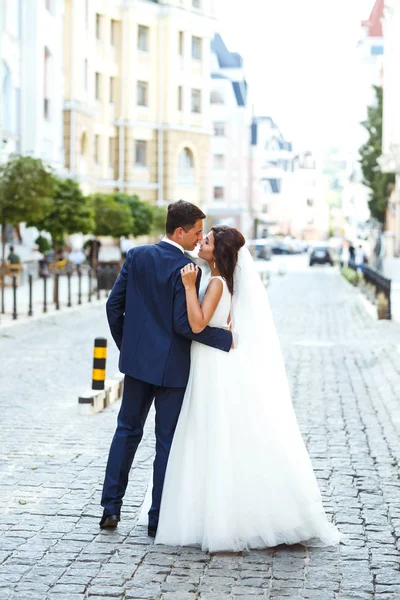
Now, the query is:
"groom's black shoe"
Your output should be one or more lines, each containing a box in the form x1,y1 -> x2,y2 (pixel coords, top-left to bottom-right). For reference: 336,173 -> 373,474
148,524 -> 158,538
100,511 -> 120,529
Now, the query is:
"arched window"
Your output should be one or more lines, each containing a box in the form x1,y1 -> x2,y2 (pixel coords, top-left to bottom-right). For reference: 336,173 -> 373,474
2,61 -> 12,133
80,132 -> 88,156
178,147 -> 195,184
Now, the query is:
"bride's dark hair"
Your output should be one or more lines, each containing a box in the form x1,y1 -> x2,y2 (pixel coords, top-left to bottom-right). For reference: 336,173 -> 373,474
211,226 -> 246,295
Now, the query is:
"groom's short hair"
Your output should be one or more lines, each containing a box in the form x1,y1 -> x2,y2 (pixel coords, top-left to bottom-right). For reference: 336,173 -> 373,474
166,200 -> 206,234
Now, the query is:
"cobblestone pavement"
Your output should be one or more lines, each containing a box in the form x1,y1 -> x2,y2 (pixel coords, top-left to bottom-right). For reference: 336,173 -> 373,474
1,264 -> 400,600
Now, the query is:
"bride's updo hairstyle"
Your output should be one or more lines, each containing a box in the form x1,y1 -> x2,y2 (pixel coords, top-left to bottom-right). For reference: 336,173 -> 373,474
211,226 -> 245,295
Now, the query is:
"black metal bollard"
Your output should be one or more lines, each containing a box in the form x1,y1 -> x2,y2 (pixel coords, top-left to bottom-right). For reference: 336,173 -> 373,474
43,276 -> 47,313
28,274 -> 33,317
12,276 -> 17,320
88,268 -> 92,303
55,274 -> 60,310
92,337 -> 107,390
78,271 -> 82,305
67,273 -> 72,307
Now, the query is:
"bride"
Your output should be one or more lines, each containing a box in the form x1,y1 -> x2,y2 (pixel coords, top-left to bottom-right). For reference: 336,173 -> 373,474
145,225 -> 341,552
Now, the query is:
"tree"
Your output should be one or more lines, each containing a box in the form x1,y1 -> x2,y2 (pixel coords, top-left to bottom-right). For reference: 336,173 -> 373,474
359,85 -> 395,225
91,194 -> 134,238
0,154 -> 55,312
113,193 -> 153,237
29,177 -> 94,251
150,205 -> 167,237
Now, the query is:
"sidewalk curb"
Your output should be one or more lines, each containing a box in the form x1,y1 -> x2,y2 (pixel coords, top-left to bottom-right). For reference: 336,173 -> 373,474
0,298 -> 107,330
78,373 -> 124,415
339,274 -> 378,321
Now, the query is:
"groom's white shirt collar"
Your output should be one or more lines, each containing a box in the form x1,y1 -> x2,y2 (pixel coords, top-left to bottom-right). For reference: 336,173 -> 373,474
162,236 -> 184,254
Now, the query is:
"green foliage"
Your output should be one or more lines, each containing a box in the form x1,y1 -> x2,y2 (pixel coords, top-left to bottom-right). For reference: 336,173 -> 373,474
35,235 -> 52,254
114,193 -> 153,237
29,177 -> 93,245
150,205 -> 167,236
341,266 -> 360,285
91,193 -> 134,238
0,154 -> 55,228
359,86 -> 395,224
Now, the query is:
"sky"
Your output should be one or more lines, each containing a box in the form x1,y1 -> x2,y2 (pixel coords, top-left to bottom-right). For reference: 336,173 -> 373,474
217,0 -> 376,155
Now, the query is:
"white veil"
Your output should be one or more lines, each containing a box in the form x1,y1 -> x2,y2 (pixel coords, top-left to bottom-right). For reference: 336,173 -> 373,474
231,246 -> 294,413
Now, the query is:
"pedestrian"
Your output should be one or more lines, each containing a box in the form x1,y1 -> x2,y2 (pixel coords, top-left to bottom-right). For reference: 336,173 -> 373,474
355,244 -> 365,273
348,243 -> 356,268
7,246 -> 21,265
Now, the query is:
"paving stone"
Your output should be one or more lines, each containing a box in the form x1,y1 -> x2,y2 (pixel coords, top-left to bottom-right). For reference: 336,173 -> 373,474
2,268 -> 400,598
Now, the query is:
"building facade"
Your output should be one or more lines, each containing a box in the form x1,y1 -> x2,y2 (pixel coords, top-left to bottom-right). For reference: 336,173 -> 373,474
63,0 -> 217,206
1,0 -> 64,167
249,116 -> 294,237
380,0 -> 400,256
204,34 -> 251,236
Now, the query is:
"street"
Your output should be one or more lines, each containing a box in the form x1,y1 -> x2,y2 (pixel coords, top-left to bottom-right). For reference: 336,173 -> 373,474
1,257 -> 400,600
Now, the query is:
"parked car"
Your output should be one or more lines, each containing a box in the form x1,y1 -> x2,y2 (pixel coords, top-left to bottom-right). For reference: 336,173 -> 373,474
271,241 -> 294,255
309,246 -> 333,267
247,239 -> 272,260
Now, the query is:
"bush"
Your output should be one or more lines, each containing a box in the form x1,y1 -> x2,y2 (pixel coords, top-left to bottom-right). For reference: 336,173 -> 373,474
341,266 -> 360,285
35,235 -> 52,255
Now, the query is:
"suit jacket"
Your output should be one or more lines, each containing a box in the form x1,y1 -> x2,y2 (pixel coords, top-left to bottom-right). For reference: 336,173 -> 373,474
106,241 -> 232,388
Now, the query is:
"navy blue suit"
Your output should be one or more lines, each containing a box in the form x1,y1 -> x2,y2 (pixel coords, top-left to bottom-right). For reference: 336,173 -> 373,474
101,241 -> 232,526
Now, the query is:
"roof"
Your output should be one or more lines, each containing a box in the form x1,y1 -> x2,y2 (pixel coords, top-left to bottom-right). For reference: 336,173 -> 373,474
232,80 -> 247,107
361,0 -> 383,38
212,34 -> 243,69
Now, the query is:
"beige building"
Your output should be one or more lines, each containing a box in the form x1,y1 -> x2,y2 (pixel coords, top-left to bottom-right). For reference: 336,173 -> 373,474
63,0 -> 217,205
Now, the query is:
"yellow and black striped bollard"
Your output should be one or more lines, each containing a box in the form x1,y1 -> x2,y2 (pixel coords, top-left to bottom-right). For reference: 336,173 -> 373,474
92,337 -> 107,390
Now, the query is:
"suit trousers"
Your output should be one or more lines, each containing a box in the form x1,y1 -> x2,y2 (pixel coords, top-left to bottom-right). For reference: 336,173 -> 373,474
101,374 -> 185,527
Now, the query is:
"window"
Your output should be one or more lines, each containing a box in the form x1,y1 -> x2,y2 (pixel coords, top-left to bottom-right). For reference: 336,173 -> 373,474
178,86 -> 183,111
213,122 -> 225,136
110,76 -> 115,103
94,135 -> 100,164
111,20 -> 119,46
192,36 -> 202,60
210,90 -> 224,104
137,81 -> 148,106
138,25 -> 149,52
80,133 -> 88,156
213,154 -> 224,169
178,148 -> 195,183
44,47 -> 51,120
214,186 -> 224,200
135,140 -> 147,166
178,31 -> 184,56
84,59 -> 88,91
95,72 -> 101,100
2,61 -> 12,133
96,13 -> 102,40
191,89 -> 201,113
109,137 -> 116,167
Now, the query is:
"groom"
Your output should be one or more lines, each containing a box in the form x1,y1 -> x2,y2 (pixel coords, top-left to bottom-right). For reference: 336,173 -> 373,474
100,200 -> 233,536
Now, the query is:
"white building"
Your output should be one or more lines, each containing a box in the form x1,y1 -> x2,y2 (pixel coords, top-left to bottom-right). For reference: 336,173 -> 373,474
285,153 -> 329,241
380,0 -> 400,255
1,0 -> 65,167
249,116 -> 294,237
204,34 -> 251,236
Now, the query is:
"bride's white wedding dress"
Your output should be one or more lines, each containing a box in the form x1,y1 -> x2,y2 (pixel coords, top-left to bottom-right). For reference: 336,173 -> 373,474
142,248 -> 341,552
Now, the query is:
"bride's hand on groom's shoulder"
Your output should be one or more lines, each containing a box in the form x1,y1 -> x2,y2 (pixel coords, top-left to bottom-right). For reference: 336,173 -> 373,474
181,263 -> 199,289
